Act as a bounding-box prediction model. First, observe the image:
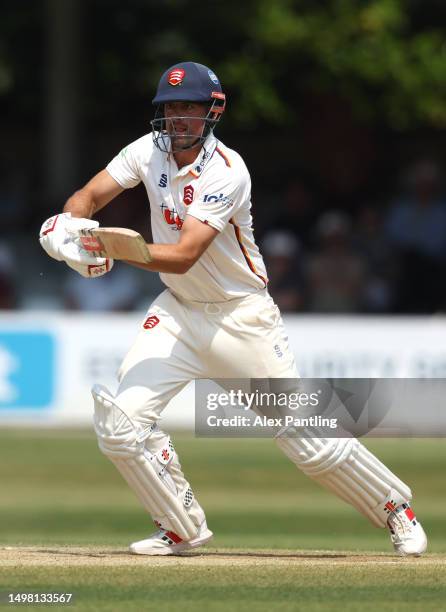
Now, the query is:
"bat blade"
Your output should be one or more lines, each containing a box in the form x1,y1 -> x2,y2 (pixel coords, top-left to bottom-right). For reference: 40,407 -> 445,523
79,227 -> 152,263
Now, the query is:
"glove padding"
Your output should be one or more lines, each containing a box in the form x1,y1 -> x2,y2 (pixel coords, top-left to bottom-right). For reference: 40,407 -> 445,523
59,241 -> 114,278
39,213 -> 99,261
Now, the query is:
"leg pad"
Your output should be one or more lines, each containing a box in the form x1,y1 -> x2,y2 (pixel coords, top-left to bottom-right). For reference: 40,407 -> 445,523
93,384 -> 198,540
276,428 -> 412,527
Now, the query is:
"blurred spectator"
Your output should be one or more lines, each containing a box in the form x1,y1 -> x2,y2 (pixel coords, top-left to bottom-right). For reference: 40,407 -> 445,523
63,262 -> 142,311
354,205 -> 394,312
270,179 -> 319,246
0,169 -> 27,232
0,243 -> 17,309
262,231 -> 304,312
385,159 -> 446,312
305,211 -> 367,312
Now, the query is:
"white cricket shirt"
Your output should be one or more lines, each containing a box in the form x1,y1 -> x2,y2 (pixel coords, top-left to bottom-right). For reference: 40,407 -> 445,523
106,132 -> 267,302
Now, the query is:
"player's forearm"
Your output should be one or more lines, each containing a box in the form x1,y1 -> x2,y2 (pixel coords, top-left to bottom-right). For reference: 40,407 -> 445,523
63,170 -> 124,218
63,189 -> 97,219
127,243 -> 197,274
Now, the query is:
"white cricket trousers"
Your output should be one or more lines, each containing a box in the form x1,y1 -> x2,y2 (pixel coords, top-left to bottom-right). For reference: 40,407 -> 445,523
112,288 -> 298,530
108,289 -> 409,534
116,288 -> 298,428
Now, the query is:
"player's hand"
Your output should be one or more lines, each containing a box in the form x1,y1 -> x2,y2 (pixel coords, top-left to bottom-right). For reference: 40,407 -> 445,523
39,213 -> 99,262
59,241 -> 114,278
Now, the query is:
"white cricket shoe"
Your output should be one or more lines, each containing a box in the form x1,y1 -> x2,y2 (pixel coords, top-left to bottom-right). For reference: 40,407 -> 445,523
386,502 -> 427,556
129,522 -> 213,556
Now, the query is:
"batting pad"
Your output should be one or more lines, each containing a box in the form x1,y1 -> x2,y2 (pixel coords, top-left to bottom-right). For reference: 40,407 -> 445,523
92,384 -> 198,540
276,430 -> 412,527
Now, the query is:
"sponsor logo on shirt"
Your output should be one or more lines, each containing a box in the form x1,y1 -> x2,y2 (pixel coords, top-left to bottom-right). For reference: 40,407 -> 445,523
162,206 -> 183,230
183,185 -> 194,205
203,193 -> 234,207
194,148 -> 211,175
158,173 -> 168,188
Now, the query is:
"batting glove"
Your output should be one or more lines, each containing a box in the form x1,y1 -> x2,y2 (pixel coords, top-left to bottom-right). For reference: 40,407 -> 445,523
39,213 -> 99,262
59,241 -> 114,278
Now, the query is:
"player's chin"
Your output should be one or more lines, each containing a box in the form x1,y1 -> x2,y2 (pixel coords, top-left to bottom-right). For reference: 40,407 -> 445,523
171,135 -> 201,151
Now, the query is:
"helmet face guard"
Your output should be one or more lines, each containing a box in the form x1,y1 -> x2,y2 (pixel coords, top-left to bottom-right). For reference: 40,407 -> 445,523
151,93 -> 226,153
151,62 -> 226,154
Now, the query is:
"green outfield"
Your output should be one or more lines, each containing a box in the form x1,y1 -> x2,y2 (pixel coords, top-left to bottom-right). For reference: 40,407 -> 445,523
0,430 -> 445,611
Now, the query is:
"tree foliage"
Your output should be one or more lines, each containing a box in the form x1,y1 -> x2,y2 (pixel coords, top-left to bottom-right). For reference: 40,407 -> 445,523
215,0 -> 446,128
2,0 -> 446,130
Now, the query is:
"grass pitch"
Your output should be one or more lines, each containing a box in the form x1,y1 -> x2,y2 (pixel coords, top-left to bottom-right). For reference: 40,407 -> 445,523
0,430 -> 445,611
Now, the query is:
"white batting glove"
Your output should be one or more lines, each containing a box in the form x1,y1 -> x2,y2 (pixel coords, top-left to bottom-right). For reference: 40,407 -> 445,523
39,213 -> 99,262
59,241 -> 114,278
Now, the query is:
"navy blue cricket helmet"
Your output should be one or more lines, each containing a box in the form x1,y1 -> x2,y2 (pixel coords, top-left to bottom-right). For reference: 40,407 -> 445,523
151,61 -> 226,153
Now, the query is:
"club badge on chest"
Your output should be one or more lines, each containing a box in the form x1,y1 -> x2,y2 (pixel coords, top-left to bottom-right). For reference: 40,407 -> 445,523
183,185 -> 194,205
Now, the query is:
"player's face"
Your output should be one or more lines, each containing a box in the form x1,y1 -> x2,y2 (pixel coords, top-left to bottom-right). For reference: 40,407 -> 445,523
164,101 -> 207,150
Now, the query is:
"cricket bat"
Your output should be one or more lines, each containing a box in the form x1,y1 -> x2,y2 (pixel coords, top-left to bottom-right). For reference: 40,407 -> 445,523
79,227 -> 152,263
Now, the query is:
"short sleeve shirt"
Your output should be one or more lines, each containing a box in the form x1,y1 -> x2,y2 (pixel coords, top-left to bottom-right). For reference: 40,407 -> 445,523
106,133 -> 267,302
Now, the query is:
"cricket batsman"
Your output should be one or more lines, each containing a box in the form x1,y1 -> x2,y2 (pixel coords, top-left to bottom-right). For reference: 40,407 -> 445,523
39,61 -> 427,556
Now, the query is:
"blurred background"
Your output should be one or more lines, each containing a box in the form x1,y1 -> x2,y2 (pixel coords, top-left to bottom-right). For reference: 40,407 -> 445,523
0,0 -> 446,556
2,0 -> 446,314
1,0 -> 446,422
